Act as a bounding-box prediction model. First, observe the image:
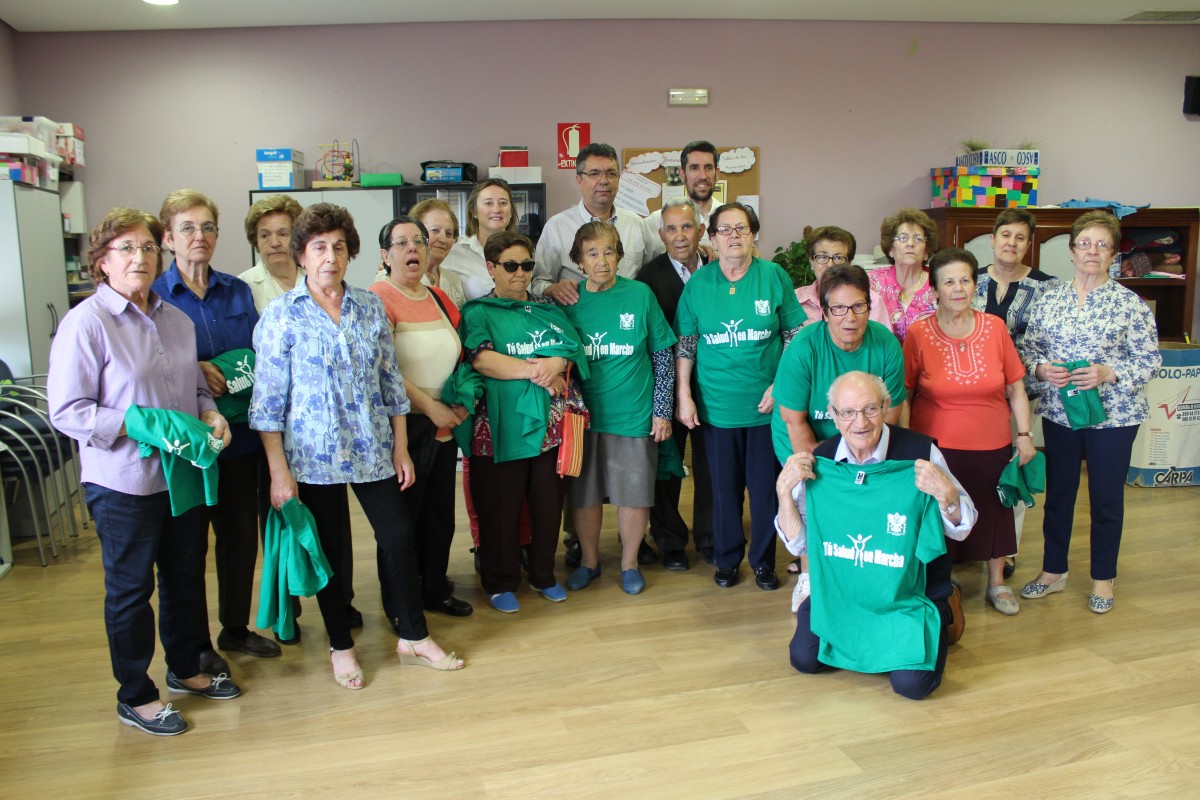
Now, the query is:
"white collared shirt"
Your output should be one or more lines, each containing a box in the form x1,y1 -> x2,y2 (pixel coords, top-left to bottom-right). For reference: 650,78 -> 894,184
531,200 -> 648,295
774,426 -> 977,556
668,254 -> 702,285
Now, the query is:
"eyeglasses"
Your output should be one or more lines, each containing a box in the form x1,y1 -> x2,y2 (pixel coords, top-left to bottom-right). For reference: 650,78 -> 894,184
108,243 -> 161,256
831,404 -> 884,422
578,169 -> 619,180
714,224 -> 752,237
177,222 -> 218,237
495,260 -> 535,273
826,301 -> 869,317
811,253 -> 848,266
1072,239 -> 1114,253
892,233 -> 926,244
389,236 -> 427,249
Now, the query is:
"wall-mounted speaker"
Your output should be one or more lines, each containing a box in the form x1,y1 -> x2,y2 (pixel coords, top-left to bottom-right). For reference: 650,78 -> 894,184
1186,76 -> 1200,115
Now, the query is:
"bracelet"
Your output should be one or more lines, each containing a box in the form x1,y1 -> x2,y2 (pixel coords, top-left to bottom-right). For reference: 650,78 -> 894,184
942,501 -> 959,515
1016,432 -> 1031,438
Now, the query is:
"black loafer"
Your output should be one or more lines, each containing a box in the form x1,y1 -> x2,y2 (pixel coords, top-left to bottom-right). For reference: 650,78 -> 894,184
197,648 -> 230,677
698,546 -> 715,565
564,540 -> 582,568
471,547 -> 481,574
637,540 -> 658,566
347,605 -> 364,629
714,567 -> 738,588
275,622 -> 301,646
754,567 -> 780,591
662,550 -> 690,571
117,702 -> 188,736
425,595 -> 474,617
217,629 -> 282,658
1003,556 -> 1016,580
166,670 -> 241,700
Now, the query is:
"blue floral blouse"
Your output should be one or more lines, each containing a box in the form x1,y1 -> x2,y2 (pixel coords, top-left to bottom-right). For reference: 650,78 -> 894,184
250,280 -> 411,484
1021,280 -> 1161,429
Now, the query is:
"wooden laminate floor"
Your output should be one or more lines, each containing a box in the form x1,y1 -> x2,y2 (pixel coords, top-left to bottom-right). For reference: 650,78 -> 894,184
1,471 -> 1198,799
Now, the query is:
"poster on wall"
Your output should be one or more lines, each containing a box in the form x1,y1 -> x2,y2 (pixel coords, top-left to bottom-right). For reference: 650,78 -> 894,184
557,123 -> 591,170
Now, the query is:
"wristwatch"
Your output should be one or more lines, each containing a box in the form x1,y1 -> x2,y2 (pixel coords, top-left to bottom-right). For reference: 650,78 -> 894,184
942,501 -> 959,515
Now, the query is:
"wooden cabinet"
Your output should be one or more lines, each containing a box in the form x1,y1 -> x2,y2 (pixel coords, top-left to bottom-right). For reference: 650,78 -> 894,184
0,182 -> 69,376
926,206 -> 1200,342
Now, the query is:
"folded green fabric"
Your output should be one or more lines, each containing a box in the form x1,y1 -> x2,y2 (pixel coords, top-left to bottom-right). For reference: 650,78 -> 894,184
997,449 -> 1047,509
209,348 -> 256,425
1055,360 -> 1108,429
124,405 -> 223,515
441,362 -> 486,454
656,435 -> 686,481
257,498 -> 332,642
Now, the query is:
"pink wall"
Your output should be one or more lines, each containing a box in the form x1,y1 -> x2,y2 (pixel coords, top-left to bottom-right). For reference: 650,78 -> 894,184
12,19 -> 1200,266
0,22 -> 19,113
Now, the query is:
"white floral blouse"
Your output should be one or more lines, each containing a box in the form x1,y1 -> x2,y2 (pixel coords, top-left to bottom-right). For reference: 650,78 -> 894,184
1021,280 -> 1161,429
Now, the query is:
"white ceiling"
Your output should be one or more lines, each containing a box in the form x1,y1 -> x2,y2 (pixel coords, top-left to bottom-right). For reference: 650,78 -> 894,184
1,0 -> 1199,33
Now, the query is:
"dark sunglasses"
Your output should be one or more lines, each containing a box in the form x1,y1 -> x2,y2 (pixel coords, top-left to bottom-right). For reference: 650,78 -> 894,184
495,259 -> 535,273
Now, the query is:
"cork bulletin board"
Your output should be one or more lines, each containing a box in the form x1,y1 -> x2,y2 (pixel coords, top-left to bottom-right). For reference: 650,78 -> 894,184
617,146 -> 760,218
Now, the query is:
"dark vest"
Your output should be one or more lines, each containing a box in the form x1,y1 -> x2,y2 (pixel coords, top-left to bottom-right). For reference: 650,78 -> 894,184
814,425 -> 952,602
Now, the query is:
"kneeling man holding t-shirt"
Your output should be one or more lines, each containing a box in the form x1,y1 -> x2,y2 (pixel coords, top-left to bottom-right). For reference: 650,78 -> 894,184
775,371 -> 977,699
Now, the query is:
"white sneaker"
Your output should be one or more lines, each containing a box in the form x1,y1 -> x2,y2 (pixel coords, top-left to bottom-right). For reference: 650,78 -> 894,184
791,572 -> 810,613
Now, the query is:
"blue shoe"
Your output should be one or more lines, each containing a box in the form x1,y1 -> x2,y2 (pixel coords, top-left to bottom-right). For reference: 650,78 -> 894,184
489,592 -> 520,614
532,582 -> 568,602
622,569 -> 646,595
567,564 -> 601,590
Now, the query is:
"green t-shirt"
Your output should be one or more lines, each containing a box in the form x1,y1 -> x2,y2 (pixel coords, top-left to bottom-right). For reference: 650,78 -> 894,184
806,457 -> 946,674
459,295 -> 588,462
124,404 -> 224,516
674,257 -> 804,429
771,320 -> 908,463
563,277 -> 676,437
209,348 -> 256,425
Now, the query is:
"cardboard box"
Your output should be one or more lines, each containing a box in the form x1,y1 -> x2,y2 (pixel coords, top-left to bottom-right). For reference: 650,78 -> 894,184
499,147 -> 529,167
1127,343 -> 1200,487
55,122 -> 85,140
955,149 -> 1039,168
56,135 -> 85,166
255,148 -> 307,190
488,166 -> 542,183
930,166 -> 1039,208
61,181 -> 88,234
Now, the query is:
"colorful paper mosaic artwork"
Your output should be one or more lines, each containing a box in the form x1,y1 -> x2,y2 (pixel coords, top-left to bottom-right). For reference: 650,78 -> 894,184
930,166 -> 1040,208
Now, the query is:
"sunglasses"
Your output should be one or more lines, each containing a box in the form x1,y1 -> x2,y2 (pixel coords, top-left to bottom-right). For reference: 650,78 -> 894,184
495,259 -> 535,273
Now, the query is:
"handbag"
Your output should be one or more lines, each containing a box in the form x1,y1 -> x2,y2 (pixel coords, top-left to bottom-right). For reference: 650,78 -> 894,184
555,363 -> 585,478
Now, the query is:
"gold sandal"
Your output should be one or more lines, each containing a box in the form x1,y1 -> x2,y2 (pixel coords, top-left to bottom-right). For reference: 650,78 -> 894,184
330,648 -> 365,690
397,637 -> 463,671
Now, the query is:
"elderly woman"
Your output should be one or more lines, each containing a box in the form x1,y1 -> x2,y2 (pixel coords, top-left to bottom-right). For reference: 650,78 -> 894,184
456,231 -> 589,613
369,216 -> 472,619
48,208 -> 240,736
239,193 -> 305,311
773,263 -> 907,602
251,203 -> 463,689
439,178 -> 517,301
869,207 -> 938,342
409,198 -> 467,309
904,248 -> 1035,616
675,202 -> 805,591
560,222 -> 676,595
796,226 -> 891,330
973,208 -> 1059,578
152,190 -> 279,662
1019,211 -> 1161,614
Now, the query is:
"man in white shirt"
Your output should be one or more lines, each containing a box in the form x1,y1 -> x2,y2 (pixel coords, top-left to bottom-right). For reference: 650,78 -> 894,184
642,140 -> 720,260
532,142 -> 648,304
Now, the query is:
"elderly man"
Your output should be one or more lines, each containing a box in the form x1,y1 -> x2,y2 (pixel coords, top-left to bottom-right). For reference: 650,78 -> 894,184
636,198 -> 713,569
532,142 -> 648,304
776,371 -> 975,700
642,140 -> 720,260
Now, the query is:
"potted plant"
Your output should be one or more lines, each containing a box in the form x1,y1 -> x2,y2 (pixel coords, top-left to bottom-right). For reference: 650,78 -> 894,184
772,226 -> 815,288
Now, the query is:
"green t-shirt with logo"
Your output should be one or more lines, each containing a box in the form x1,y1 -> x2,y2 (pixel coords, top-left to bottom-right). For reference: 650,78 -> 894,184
209,348 -> 256,425
564,277 -> 676,437
771,320 -> 907,463
674,257 -> 804,429
806,457 -> 946,673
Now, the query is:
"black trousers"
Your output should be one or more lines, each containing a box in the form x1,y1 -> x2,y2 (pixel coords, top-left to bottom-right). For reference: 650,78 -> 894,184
211,450 -> 264,631
470,448 -> 563,595
379,414 -> 458,616
299,478 -> 428,649
649,419 -> 713,552
789,597 -> 950,700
